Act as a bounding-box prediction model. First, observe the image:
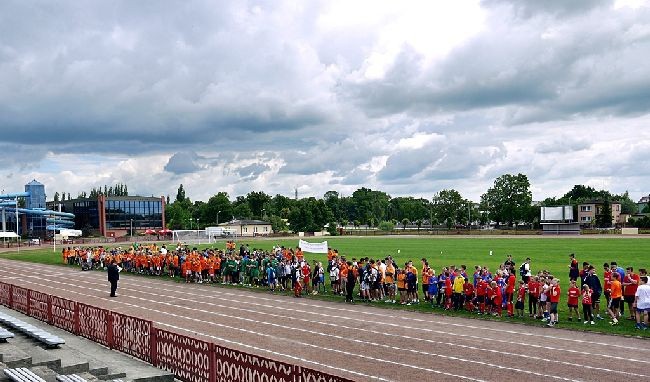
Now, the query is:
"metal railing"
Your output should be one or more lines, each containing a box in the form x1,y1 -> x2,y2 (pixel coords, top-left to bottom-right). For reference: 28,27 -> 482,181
0,281 -> 352,382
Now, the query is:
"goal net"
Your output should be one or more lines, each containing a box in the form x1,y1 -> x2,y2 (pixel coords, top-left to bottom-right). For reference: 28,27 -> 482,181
171,230 -> 210,244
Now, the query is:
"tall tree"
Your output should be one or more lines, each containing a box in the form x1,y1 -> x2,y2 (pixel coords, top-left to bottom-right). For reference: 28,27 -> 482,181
175,184 -> 186,203
481,173 -> 533,226
432,189 -> 465,229
596,199 -> 613,228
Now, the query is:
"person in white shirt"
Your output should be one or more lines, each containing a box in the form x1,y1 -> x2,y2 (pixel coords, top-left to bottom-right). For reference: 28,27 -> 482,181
634,276 -> 649,330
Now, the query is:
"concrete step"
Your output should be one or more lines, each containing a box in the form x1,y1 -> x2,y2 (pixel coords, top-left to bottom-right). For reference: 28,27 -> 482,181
0,306 -> 173,382
7,330 -> 88,375
0,341 -> 32,368
96,371 -> 128,381
29,365 -> 60,382
87,365 -> 109,377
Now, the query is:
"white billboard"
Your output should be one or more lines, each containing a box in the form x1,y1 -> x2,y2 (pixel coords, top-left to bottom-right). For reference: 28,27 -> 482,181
540,206 -> 573,221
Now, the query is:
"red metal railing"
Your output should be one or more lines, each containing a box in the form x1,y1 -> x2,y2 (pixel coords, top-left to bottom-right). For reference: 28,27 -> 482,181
111,311 -> 152,363
155,328 -> 213,382
0,281 -> 353,382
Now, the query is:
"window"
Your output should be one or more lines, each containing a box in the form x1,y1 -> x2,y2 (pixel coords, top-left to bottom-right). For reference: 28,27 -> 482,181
581,216 -> 592,222
580,205 -> 592,212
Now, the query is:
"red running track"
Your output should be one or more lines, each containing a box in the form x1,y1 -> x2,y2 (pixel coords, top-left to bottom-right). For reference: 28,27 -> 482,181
0,259 -> 648,382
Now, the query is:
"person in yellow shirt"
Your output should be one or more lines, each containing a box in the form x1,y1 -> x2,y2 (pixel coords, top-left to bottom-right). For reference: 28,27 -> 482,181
452,270 -> 465,310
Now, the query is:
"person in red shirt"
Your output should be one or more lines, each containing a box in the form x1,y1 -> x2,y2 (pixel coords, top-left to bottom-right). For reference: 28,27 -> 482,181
623,267 -> 640,320
581,285 -> 595,324
515,280 -> 526,318
548,278 -> 561,327
567,279 -> 581,321
463,279 -> 475,311
491,281 -> 502,317
476,278 -> 487,314
528,276 -> 540,318
602,263 -> 612,309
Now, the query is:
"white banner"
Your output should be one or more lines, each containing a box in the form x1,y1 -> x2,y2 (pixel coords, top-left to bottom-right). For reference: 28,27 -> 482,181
298,239 -> 328,254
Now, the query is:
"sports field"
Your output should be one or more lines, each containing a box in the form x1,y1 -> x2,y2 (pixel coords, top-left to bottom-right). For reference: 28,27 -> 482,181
2,235 -> 649,337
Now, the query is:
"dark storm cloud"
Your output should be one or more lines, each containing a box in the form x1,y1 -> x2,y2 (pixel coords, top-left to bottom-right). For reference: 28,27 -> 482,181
344,4 -> 650,126
0,0 -> 330,154
481,0 -> 613,18
535,138 -> 590,154
236,163 -> 271,180
164,152 -> 203,174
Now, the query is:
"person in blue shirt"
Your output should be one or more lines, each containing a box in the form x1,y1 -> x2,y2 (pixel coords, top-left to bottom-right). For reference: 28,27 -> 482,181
428,271 -> 439,306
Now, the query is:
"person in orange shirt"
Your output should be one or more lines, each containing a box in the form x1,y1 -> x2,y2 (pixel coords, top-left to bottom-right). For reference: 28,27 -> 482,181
296,247 -> 304,262
421,260 -> 430,302
397,269 -> 407,304
384,259 -> 396,303
339,261 -> 348,294
208,257 -> 215,283
608,272 -> 623,325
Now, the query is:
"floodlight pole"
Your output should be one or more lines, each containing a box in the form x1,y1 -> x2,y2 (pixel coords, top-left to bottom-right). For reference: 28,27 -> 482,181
15,197 -> 19,252
217,210 -> 221,225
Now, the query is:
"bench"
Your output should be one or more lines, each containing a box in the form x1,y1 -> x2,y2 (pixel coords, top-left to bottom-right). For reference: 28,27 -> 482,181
0,326 -> 14,341
3,367 -> 47,382
56,374 -> 88,382
0,312 -> 64,348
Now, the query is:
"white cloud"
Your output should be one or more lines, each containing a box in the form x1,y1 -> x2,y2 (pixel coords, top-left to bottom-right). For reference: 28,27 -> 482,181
0,0 -> 648,204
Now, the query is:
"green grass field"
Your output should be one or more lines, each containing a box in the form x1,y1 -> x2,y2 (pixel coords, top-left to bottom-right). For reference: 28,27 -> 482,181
2,236 -> 649,337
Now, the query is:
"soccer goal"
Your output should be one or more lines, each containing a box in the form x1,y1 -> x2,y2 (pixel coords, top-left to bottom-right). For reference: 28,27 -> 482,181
171,230 -> 210,244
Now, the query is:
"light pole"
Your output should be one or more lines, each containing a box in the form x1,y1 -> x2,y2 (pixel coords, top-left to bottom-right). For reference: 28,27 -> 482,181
261,209 -> 266,219
130,219 -> 133,238
468,202 -> 471,232
188,217 -> 192,230
217,210 -> 221,225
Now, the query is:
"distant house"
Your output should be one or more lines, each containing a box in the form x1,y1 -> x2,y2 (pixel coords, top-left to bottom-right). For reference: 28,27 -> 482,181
219,219 -> 272,237
577,200 -> 621,227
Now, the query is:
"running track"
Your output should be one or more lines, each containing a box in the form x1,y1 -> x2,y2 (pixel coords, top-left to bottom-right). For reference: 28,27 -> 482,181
0,259 -> 648,382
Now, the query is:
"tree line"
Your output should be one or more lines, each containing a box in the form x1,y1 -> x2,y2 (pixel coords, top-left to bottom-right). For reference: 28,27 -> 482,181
162,174 -> 645,233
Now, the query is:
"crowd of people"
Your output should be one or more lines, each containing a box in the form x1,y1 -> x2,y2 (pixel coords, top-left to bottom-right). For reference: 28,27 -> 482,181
61,242 -> 650,331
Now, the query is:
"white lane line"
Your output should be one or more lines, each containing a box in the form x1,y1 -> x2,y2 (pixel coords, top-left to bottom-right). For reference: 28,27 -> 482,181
1,276 -> 483,382
2,262 -> 647,369
59,280 -> 585,381
46,260 -> 647,353
39,269 -> 648,378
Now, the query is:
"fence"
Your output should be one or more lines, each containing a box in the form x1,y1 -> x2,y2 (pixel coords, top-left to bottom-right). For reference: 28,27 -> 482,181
0,281 -> 352,382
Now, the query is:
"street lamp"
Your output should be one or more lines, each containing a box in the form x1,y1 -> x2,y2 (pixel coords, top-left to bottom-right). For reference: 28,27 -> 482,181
188,217 -> 192,230
217,210 -> 221,225
130,219 -> 133,237
261,209 -> 266,219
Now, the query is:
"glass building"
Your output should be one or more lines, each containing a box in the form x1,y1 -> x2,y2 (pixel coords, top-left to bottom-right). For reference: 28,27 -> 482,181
63,195 -> 165,237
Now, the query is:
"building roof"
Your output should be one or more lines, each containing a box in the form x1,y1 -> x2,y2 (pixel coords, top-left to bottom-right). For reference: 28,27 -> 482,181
639,195 -> 650,204
221,219 -> 270,226
579,199 -> 621,205
25,179 -> 43,186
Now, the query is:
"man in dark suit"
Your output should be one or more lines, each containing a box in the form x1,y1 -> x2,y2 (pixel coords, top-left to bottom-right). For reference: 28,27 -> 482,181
107,260 -> 120,297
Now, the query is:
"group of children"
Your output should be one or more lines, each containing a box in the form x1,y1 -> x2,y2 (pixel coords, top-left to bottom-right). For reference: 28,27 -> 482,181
62,244 -> 650,330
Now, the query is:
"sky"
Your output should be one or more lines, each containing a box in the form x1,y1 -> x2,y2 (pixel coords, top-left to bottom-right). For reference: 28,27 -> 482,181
1,0 -> 649,203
